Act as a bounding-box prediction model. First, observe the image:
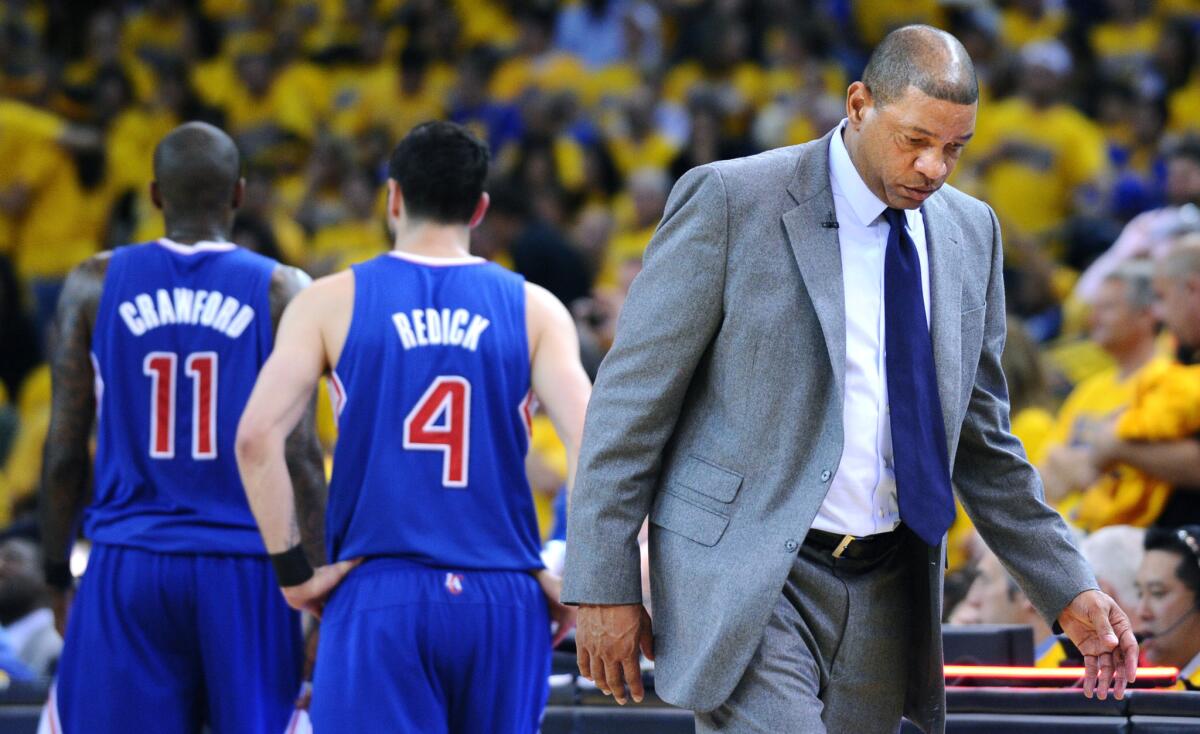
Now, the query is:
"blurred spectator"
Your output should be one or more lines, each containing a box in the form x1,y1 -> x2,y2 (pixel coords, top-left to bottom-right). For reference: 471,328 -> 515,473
489,8 -> 584,103
601,167 -> 666,289
1086,238 -> 1200,528
1089,0 -> 1162,78
1133,525 -> 1200,689
968,40 -> 1108,247
1080,525 -> 1147,619
951,546 -> 1061,667
448,48 -> 524,159
0,537 -> 60,678
1041,262 -> 1165,519
999,0 -> 1068,49
1001,316 -> 1057,465
554,0 -> 630,70
1075,137 -> 1200,304
474,184 -> 591,308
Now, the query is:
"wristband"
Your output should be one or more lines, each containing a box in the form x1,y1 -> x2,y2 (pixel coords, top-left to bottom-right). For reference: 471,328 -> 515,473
270,545 -> 314,588
45,560 -> 73,591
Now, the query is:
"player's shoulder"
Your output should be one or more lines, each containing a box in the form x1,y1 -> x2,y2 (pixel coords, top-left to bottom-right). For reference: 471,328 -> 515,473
524,281 -> 573,330
289,269 -> 353,312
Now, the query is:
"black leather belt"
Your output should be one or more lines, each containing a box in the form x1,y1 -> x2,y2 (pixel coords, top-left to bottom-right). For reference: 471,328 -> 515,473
804,526 -> 906,560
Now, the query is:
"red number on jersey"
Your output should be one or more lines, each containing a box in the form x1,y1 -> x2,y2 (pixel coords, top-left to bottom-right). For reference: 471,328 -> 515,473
185,353 -> 218,460
403,376 -> 471,487
144,351 -> 219,460
143,352 -> 177,458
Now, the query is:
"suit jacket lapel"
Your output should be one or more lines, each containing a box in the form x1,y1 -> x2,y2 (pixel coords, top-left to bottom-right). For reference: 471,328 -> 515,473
922,194 -> 963,445
783,131 -> 845,400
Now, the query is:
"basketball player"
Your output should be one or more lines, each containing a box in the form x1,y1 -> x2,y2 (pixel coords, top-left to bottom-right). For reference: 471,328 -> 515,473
40,122 -> 324,733
236,121 -> 590,733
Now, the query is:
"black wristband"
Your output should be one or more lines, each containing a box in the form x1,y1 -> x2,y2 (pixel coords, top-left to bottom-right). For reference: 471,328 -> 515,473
270,545 -> 314,588
45,560 -> 73,591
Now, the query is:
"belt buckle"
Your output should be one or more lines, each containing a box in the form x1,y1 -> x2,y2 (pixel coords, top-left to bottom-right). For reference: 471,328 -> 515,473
831,534 -> 855,559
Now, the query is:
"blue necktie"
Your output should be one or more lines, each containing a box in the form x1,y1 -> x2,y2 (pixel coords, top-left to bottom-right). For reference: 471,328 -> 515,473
882,207 -> 955,546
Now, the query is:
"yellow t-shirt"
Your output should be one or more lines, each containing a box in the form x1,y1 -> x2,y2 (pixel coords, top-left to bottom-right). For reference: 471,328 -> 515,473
1000,8 -> 1067,47
607,133 -> 680,178
852,0 -> 943,46
970,98 -> 1107,238
597,225 -> 654,289
4,141 -> 97,279
1089,18 -> 1161,65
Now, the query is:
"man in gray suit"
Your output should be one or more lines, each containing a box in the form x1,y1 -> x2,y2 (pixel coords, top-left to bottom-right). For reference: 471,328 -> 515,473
562,25 -> 1138,734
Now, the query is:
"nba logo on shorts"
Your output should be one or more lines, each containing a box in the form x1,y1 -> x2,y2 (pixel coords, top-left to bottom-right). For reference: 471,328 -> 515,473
444,573 -> 464,595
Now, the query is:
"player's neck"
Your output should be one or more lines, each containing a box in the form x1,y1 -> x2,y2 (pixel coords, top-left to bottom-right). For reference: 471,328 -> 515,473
164,221 -> 231,245
391,222 -> 473,260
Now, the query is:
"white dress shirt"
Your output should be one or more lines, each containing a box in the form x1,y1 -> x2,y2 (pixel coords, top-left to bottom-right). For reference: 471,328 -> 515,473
810,121 -> 932,538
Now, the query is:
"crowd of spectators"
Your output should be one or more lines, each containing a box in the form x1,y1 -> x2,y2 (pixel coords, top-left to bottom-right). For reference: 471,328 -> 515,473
1,0 -> 1200,684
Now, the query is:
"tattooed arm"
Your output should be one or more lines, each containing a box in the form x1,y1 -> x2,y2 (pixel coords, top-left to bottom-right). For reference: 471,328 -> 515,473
40,254 -> 108,631
269,265 -> 328,566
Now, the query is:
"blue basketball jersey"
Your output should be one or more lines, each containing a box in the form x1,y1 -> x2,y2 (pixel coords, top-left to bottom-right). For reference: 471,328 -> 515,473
327,251 -> 542,571
88,239 -> 278,555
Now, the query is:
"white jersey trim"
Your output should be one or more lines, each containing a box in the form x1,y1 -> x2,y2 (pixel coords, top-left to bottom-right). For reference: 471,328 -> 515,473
156,238 -> 237,255
387,250 -> 486,267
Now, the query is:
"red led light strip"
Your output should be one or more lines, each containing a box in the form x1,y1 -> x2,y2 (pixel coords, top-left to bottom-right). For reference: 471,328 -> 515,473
944,665 -> 1179,681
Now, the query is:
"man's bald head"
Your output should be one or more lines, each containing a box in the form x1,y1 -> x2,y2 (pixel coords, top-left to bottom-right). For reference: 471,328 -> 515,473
862,25 -> 978,107
1161,237 -> 1200,279
152,122 -> 242,219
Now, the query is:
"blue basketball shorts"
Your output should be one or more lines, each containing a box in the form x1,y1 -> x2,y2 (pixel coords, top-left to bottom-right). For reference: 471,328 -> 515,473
51,543 -> 303,733
310,558 -> 551,734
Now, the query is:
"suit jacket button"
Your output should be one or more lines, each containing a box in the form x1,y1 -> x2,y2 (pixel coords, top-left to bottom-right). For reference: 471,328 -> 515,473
820,470 -> 832,482
785,539 -> 798,552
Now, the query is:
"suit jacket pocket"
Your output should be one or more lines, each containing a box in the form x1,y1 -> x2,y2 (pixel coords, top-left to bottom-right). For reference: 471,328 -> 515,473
650,491 -> 731,547
672,454 -> 744,503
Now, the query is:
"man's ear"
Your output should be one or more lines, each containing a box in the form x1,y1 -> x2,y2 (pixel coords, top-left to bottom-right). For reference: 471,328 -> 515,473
468,192 -> 490,229
150,181 -> 163,211
387,179 -> 403,220
232,177 -> 245,210
846,81 -> 874,127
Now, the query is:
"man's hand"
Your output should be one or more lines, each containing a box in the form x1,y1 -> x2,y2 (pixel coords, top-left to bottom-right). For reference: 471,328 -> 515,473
1057,589 -> 1138,700
533,570 -> 577,647
51,587 -> 74,638
280,559 -> 361,619
576,603 -> 654,705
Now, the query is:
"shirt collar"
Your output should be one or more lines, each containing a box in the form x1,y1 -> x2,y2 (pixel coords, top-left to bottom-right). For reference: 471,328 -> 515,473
828,119 -> 921,231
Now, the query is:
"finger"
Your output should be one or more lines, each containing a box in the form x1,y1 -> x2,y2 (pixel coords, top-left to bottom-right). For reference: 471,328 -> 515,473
577,646 -> 591,681
623,655 -> 645,704
639,609 -> 655,661
591,653 -> 612,695
1120,627 -> 1139,684
1083,654 -> 1098,698
1112,649 -> 1129,701
1096,652 -> 1114,700
604,657 -> 626,704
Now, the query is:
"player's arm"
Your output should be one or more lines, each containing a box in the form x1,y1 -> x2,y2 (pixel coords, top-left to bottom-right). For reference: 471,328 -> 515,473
236,279 -> 357,615
40,254 -> 108,632
268,265 -> 328,565
527,282 -> 591,497
526,283 -> 592,646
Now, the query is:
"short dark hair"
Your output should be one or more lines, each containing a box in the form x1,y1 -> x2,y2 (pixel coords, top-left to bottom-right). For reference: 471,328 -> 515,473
387,121 -> 490,225
862,24 -> 978,107
1145,525 -> 1200,609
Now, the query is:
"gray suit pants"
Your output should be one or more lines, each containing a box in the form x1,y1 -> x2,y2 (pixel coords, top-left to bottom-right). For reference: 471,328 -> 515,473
695,528 -> 921,734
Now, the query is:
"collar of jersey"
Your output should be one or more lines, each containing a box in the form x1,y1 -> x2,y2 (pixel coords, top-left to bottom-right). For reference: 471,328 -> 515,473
156,238 -> 237,255
388,250 -> 486,266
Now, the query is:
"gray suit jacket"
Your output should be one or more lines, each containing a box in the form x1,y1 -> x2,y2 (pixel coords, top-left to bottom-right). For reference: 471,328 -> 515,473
561,129 -> 1097,732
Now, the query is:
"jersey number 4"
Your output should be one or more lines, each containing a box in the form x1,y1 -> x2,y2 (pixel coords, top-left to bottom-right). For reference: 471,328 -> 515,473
403,376 -> 471,487
143,351 -> 217,460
